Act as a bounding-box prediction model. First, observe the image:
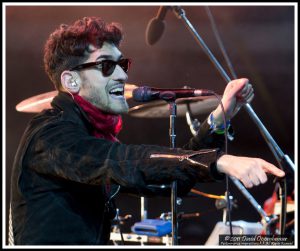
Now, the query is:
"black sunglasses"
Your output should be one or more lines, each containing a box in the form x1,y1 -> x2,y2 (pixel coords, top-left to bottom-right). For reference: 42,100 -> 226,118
70,58 -> 132,77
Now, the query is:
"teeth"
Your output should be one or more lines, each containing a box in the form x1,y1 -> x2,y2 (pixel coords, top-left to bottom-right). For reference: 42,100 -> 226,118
109,86 -> 124,95
112,87 -> 123,92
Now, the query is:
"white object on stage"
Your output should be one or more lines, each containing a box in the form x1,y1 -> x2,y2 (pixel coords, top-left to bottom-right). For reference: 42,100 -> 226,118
205,220 -> 264,245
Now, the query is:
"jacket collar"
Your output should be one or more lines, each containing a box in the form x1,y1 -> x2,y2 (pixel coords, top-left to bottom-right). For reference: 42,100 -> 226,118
51,92 -> 92,130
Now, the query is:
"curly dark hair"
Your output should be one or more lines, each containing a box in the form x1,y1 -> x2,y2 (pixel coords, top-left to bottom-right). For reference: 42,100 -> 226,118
43,17 -> 123,90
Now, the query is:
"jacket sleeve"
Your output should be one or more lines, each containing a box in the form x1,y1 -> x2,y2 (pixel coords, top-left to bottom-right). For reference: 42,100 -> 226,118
183,119 -> 226,151
25,120 -> 224,195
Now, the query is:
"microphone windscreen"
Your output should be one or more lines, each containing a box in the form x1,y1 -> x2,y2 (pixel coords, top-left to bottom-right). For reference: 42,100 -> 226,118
145,18 -> 165,46
132,86 -> 152,102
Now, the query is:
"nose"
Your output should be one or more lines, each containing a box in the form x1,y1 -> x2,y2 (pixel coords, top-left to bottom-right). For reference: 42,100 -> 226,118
112,64 -> 128,82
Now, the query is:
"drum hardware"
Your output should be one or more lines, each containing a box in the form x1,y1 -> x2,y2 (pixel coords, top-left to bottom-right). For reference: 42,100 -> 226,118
160,211 -> 202,221
185,103 -> 201,136
129,96 -> 219,118
191,187 -> 282,237
111,210 -> 132,245
140,197 -> 148,221
191,188 -> 238,224
111,212 -> 132,227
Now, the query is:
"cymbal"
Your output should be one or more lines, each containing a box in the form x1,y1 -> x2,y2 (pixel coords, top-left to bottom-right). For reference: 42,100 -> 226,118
16,90 -> 57,113
16,83 -> 138,113
128,96 -> 220,118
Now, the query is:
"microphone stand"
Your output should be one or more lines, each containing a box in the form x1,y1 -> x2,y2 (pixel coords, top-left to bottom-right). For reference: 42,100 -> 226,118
171,6 -> 295,235
169,100 -> 179,245
155,92 -> 179,245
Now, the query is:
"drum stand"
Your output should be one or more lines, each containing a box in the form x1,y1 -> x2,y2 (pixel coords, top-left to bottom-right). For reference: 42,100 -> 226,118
140,196 -> 148,220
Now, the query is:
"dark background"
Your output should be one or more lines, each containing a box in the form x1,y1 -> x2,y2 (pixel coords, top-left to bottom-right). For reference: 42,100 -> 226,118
5,4 -> 296,246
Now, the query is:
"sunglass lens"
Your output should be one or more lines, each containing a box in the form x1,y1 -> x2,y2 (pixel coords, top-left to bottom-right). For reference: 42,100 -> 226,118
119,59 -> 131,73
102,61 -> 116,77
101,59 -> 131,76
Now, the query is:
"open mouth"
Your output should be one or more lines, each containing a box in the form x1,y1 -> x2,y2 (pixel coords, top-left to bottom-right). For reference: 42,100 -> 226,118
109,85 -> 125,98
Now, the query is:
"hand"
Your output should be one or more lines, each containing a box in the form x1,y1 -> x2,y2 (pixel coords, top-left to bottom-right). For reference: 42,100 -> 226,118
212,78 -> 254,125
216,154 -> 285,188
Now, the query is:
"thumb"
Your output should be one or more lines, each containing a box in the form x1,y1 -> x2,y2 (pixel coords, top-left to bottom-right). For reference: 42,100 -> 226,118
225,78 -> 248,98
232,78 -> 248,95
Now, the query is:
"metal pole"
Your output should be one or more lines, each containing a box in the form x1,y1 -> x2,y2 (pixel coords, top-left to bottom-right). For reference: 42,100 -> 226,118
140,197 -> 148,221
169,101 -> 178,245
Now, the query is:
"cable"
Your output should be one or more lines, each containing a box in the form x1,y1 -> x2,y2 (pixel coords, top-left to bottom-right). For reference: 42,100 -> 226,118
205,6 -> 238,79
190,188 -> 225,200
212,93 -> 233,236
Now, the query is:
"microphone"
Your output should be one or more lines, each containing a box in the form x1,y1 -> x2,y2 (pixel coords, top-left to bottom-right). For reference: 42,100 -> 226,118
145,6 -> 170,45
132,86 -> 215,102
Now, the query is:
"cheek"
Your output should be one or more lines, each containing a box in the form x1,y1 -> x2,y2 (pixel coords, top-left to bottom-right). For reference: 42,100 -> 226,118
94,84 -> 110,106
97,84 -> 108,97
81,81 -> 108,107
84,74 -> 109,97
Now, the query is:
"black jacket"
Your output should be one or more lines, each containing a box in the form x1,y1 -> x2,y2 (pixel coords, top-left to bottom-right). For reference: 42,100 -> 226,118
11,92 -> 225,245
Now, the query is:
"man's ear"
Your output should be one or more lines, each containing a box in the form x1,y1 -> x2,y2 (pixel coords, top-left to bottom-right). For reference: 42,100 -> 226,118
61,71 -> 81,94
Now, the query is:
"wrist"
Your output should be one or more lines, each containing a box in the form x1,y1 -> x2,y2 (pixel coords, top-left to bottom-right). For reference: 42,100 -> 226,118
208,112 -> 231,134
216,154 -> 229,174
211,109 -> 224,126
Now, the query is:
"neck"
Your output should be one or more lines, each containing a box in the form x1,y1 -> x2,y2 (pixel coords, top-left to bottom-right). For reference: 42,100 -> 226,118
73,94 -> 122,142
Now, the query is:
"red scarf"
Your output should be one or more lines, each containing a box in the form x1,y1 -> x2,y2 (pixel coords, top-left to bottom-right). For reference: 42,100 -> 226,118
73,94 -> 122,142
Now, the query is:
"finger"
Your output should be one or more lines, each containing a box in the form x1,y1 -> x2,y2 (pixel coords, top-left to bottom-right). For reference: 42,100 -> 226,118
235,79 -> 249,93
236,85 -> 247,96
246,92 -> 255,103
237,84 -> 253,100
260,159 -> 285,177
240,176 -> 253,188
240,83 -> 252,96
245,90 -> 254,102
256,170 -> 268,184
237,90 -> 254,104
248,172 -> 261,186
227,78 -> 249,96
244,84 -> 253,97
